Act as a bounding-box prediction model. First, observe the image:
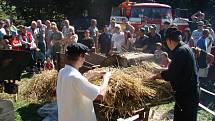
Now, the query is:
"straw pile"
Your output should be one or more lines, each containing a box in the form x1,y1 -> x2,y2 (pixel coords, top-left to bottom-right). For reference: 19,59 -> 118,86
85,61 -> 173,119
20,70 -> 58,102
19,61 -> 172,119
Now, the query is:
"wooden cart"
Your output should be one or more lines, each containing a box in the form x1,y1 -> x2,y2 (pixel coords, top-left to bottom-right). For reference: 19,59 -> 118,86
57,52 -> 170,121
57,52 -> 155,72
57,52 -> 107,73
94,97 -> 173,121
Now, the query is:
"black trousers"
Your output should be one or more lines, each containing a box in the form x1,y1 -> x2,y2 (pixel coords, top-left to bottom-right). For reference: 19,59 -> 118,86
174,90 -> 199,121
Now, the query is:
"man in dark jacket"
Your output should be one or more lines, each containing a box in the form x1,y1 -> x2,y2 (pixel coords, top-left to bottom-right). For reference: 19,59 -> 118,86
152,27 -> 199,121
134,27 -> 149,52
159,21 -> 171,43
98,26 -> 112,56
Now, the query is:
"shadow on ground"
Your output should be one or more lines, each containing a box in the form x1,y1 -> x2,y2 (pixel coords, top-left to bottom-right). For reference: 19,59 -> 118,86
161,109 -> 174,120
17,103 -> 43,121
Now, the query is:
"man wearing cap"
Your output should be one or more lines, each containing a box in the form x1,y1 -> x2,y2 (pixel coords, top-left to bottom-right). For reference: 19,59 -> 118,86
146,25 -> 161,53
133,27 -> 149,52
57,43 -> 111,121
192,21 -> 204,46
159,21 -> 171,43
152,27 -> 199,121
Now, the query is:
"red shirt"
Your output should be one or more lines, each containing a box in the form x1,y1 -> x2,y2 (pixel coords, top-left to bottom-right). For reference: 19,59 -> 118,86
44,62 -> 54,70
9,36 -> 22,51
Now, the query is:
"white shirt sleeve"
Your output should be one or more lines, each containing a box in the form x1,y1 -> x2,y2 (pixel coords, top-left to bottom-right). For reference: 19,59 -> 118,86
73,76 -> 100,100
57,70 -> 62,101
74,34 -> 78,43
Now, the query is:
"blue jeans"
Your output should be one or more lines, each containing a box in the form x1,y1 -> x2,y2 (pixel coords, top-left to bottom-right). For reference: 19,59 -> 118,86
38,42 -> 46,55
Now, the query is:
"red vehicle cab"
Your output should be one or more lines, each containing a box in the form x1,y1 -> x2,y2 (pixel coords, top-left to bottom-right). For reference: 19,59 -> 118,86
111,1 -> 189,31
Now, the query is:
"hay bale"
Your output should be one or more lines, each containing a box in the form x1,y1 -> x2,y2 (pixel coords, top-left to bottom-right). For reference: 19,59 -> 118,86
20,70 -> 58,102
100,53 -> 155,67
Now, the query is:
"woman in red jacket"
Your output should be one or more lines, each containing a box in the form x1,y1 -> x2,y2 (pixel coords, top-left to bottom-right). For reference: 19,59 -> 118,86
18,25 -> 34,51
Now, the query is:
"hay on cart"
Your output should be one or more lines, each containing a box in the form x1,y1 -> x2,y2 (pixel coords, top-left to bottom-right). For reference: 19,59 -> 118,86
85,61 -> 173,119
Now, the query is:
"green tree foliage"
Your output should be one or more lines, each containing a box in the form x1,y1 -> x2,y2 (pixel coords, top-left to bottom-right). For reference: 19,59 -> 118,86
5,0 -> 64,24
4,0 -> 91,24
1,0 -> 215,25
0,0 -> 16,19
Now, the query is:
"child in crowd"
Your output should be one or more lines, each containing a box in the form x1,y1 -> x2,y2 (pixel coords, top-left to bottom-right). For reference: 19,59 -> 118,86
160,52 -> 171,68
154,42 -> 163,63
9,35 -> 22,51
44,57 -> 54,70
35,48 -> 46,72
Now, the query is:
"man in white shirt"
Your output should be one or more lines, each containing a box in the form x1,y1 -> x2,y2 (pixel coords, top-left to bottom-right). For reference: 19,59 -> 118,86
111,25 -> 125,53
27,21 -> 39,41
57,43 -> 111,121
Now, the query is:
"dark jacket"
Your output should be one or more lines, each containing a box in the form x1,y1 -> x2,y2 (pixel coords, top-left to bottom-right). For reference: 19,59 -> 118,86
134,35 -> 149,48
146,33 -> 161,53
78,37 -> 94,49
98,32 -> 112,55
161,41 -> 199,93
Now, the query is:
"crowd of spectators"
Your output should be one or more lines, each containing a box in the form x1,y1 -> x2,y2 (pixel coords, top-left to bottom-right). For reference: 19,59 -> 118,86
0,12 -> 214,80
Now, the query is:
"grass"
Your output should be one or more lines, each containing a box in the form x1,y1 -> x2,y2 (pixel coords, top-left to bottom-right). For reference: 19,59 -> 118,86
151,102 -> 215,121
0,93 -> 42,121
0,72 -> 214,121
14,99 -> 42,121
